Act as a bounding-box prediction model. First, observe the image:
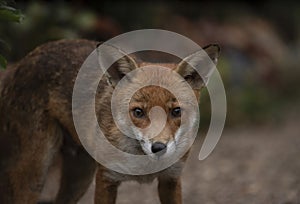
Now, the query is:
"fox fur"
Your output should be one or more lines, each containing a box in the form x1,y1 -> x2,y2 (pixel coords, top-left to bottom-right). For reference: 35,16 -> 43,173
0,39 -> 219,204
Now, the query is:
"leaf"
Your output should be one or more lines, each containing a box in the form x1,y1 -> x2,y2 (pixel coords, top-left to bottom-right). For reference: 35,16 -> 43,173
0,38 -> 11,52
0,5 -> 24,23
0,54 -> 7,69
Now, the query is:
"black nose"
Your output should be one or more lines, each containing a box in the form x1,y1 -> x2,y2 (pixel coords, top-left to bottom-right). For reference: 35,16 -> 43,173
151,142 -> 167,154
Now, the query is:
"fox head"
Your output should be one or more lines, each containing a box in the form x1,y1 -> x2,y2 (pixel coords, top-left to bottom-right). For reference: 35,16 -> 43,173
97,44 -> 220,158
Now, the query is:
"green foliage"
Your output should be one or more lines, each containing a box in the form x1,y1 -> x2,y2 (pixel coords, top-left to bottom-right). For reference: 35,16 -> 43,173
0,5 -> 24,23
0,2 -> 97,62
0,0 -> 23,69
0,54 -> 7,69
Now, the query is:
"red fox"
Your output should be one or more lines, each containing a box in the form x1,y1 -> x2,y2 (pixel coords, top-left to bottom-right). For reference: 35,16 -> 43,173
0,39 -> 219,204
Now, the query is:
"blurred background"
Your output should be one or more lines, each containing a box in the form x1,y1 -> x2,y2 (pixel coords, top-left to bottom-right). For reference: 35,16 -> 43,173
1,0 -> 300,125
1,0 -> 300,203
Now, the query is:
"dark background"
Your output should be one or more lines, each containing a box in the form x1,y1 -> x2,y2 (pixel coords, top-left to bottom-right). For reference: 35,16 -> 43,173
2,0 -> 300,126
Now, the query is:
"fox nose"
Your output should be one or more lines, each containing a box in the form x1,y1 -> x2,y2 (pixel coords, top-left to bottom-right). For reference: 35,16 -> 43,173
151,142 -> 167,154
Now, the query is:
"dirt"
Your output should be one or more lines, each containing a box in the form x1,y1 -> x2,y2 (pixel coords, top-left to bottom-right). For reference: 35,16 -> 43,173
40,116 -> 300,204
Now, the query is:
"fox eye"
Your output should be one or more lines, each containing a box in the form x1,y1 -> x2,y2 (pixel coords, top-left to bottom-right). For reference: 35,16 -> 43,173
132,108 -> 145,118
171,107 -> 181,117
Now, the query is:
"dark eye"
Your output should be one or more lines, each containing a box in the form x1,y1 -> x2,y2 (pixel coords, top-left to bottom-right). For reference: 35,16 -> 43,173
132,108 -> 145,118
184,75 -> 194,82
171,107 -> 181,117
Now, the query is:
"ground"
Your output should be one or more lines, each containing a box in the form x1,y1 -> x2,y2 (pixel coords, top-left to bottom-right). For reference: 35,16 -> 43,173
40,114 -> 300,204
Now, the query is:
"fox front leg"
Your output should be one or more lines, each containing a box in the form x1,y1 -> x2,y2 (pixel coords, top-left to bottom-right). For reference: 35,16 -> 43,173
158,177 -> 182,204
94,168 -> 120,204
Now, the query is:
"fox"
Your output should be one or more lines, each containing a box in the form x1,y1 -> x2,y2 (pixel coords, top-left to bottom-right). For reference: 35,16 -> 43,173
0,39 -> 220,204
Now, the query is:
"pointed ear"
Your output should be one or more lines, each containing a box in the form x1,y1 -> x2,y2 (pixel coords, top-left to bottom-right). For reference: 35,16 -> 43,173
175,44 -> 220,89
97,43 -> 138,87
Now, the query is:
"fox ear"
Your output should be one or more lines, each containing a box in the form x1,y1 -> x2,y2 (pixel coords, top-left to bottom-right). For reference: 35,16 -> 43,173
175,44 -> 220,89
97,43 -> 138,87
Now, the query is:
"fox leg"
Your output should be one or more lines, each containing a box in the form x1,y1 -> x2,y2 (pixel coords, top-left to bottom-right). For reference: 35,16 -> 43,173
158,177 -> 182,204
54,145 -> 97,204
0,132 -> 62,204
94,168 -> 120,204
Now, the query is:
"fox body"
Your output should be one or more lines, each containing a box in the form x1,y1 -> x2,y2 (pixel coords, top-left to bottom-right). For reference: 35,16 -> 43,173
0,39 -> 219,204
